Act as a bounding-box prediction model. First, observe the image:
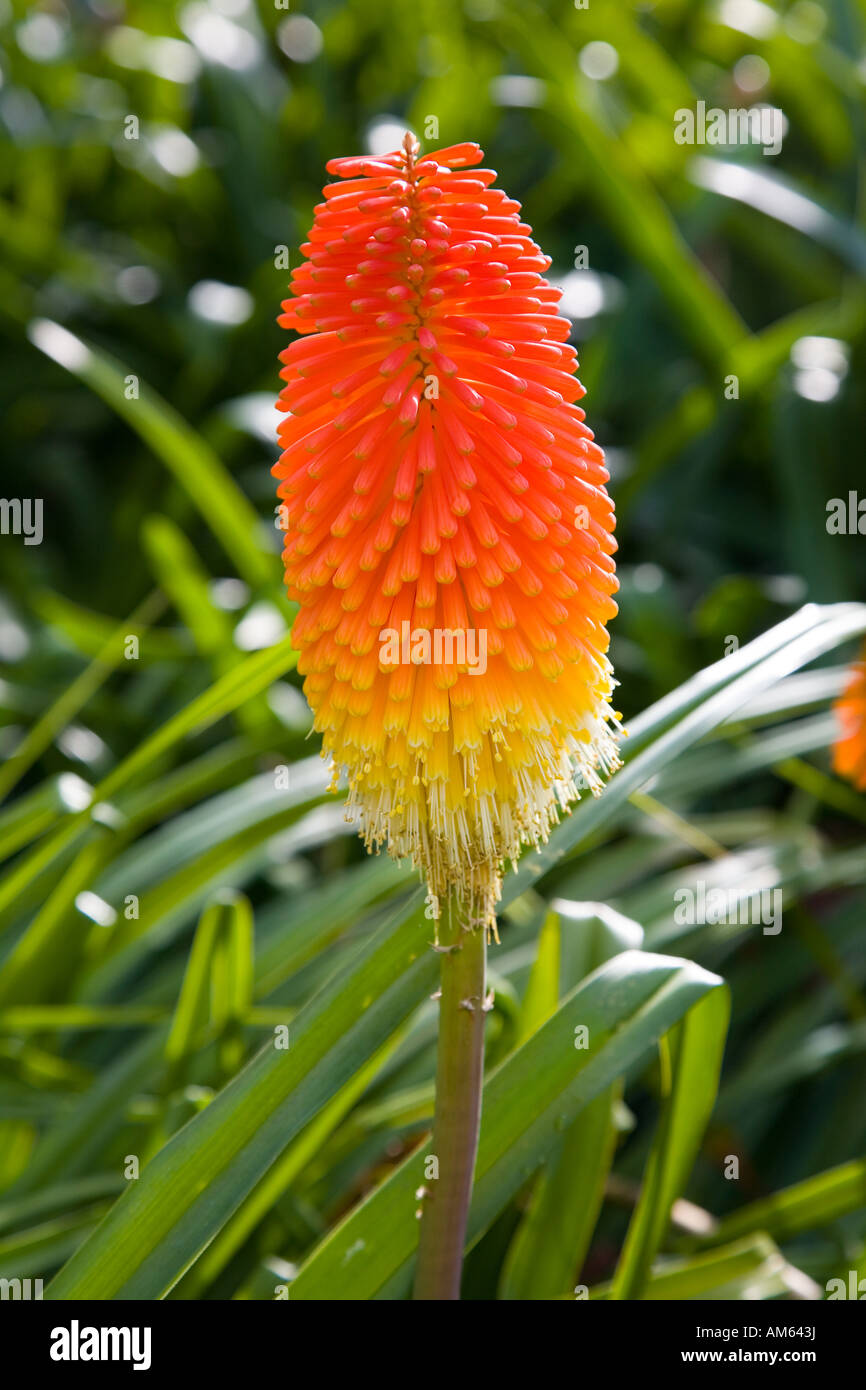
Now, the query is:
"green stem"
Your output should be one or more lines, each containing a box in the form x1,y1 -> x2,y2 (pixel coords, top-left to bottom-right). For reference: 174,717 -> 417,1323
413,902 -> 487,1301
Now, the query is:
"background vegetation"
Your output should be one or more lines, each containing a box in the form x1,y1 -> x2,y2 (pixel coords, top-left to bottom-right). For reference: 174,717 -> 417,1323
0,0 -> 864,1300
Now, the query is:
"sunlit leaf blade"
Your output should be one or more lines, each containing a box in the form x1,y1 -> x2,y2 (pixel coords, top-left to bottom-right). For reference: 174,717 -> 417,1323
592,1234 -> 787,1301
0,637 -> 298,931
500,902 -> 643,1299
610,986 -> 730,1299
499,603 -> 866,905
45,905 -> 435,1299
290,950 -> 724,1300
700,1158 -> 866,1248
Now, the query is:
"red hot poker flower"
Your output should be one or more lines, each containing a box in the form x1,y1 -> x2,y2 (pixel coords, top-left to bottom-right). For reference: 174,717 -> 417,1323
274,135 -> 620,933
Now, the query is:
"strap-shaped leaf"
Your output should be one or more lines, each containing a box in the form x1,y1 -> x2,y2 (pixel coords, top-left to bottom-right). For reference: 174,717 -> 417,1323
610,985 -> 730,1298
45,902 -> 435,1299
290,950 -> 726,1300
500,902 -> 643,1299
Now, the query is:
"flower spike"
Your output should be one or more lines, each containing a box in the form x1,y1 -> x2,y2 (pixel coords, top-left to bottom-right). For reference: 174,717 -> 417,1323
275,137 -> 620,933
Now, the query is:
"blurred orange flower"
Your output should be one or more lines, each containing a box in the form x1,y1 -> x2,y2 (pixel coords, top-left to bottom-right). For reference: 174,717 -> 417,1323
274,136 -> 620,931
832,649 -> 866,791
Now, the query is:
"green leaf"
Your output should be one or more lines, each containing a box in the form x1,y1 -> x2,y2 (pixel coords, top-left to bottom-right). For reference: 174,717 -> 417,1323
515,908 -> 560,1045
45,902 -> 435,1299
0,592 -> 167,805
690,159 -> 866,276
501,4 -> 746,368
164,892 -> 253,1081
290,949 -> 725,1300
95,637 -> 298,805
80,791 -> 326,1002
0,637 -> 298,932
27,319 -> 273,590
620,293 -> 866,517
141,516 -> 235,666
13,1032 -> 168,1196
610,985 -> 730,1299
175,1030 -> 405,1298
701,1158 -> 866,1248
500,1088 -> 621,1301
0,1175 -> 124,1237
592,1234 -> 784,1301
0,832 -> 117,1005
500,901 -> 643,1300
499,603 -> 866,907
0,778 -> 75,861
254,857 -> 406,998
0,1208 -> 108,1280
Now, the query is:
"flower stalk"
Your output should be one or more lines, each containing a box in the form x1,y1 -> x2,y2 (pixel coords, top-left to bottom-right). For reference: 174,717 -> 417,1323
414,901 -> 488,1301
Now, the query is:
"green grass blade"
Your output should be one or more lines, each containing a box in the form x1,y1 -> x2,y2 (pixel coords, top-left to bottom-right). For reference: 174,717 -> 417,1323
610,986 -> 730,1299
